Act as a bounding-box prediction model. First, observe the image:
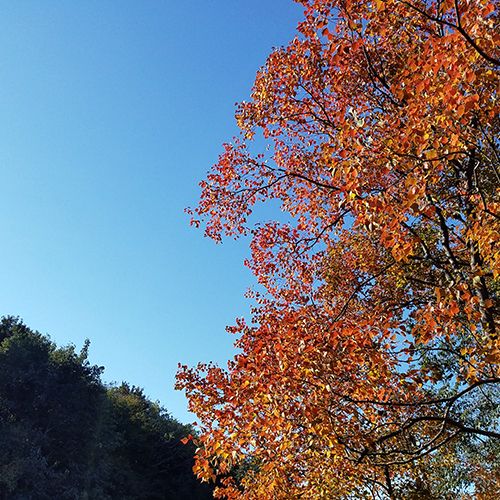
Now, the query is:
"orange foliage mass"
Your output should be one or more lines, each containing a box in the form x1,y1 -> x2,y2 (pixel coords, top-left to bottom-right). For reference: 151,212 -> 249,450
177,1 -> 499,497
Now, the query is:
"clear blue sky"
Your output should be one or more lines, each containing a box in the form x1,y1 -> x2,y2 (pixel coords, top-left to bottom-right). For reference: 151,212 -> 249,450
0,1 -> 302,423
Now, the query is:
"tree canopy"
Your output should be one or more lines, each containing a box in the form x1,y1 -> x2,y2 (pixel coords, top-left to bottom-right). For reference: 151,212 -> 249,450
177,1 -> 499,498
0,317 -> 213,500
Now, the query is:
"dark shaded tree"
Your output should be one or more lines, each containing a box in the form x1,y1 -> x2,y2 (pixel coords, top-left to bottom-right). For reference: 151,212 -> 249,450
0,317 -> 212,500
104,383 -> 213,499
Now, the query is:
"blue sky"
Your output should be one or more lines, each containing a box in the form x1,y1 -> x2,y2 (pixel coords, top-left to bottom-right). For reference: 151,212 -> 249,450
0,1 -> 302,423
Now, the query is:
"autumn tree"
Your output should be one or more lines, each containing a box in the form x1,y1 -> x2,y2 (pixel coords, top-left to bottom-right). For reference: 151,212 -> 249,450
177,1 -> 499,498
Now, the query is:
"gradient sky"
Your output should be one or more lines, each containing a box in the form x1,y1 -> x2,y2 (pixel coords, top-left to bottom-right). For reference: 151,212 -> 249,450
0,1 -> 303,423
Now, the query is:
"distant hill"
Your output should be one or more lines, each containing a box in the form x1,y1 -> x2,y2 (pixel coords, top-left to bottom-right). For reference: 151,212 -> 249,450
0,316 -> 214,500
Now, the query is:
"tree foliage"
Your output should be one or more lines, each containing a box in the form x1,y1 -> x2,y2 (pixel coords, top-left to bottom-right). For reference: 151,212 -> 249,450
177,1 -> 499,498
0,317 -> 213,500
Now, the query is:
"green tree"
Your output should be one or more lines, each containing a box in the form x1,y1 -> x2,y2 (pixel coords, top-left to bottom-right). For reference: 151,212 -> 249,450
106,383 -> 212,499
0,317 -> 213,499
0,317 -> 104,499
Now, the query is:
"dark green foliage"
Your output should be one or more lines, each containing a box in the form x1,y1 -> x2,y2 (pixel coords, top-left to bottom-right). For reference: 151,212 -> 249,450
104,384 -> 213,499
0,317 -> 213,500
